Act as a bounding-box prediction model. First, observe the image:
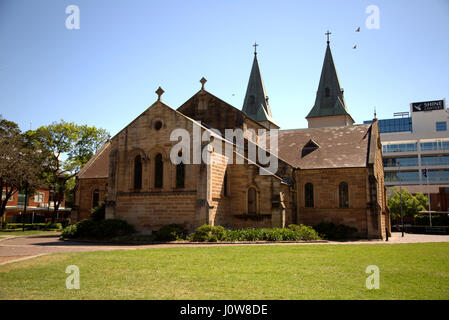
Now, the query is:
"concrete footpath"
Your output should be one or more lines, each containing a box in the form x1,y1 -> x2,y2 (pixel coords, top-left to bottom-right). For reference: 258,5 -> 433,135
1,232 -> 448,266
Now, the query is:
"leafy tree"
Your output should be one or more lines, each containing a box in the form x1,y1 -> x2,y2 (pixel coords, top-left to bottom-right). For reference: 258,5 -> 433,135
387,187 -> 426,220
0,116 -> 44,221
26,120 -> 109,223
414,192 -> 429,211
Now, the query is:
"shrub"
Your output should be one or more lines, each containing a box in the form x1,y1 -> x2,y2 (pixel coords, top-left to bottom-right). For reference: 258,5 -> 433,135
61,219 -> 96,239
287,224 -> 321,240
190,225 -> 321,242
190,224 -> 226,242
90,202 -> 106,221
414,214 -> 449,226
313,222 -> 357,240
61,219 -> 135,239
95,219 -> 136,238
154,224 -> 187,241
43,222 -> 62,230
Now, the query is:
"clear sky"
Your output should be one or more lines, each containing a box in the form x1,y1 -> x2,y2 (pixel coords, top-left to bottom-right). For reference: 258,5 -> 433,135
0,0 -> 448,136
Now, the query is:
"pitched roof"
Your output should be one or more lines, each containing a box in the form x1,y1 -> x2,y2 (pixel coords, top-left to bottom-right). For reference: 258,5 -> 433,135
277,124 -> 372,169
177,89 -> 266,134
78,96 -> 286,182
306,43 -> 352,120
242,54 -> 277,126
77,140 -> 111,179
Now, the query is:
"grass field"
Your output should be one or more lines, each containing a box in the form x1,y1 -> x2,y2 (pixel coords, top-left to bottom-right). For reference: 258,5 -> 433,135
0,243 -> 448,299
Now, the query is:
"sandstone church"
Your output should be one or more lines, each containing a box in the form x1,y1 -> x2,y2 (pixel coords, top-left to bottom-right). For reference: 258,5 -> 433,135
72,38 -> 391,239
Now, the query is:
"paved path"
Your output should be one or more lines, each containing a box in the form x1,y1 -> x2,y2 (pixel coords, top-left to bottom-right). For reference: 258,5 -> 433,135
1,232 -> 448,266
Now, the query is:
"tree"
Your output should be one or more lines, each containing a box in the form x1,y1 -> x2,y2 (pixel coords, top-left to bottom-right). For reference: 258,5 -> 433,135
0,116 -> 44,222
26,120 -> 109,223
414,193 -> 429,211
387,187 -> 426,220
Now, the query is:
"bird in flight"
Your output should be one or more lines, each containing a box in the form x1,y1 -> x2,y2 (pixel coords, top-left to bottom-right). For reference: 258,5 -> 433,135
356,27 -> 360,32
353,45 -> 357,49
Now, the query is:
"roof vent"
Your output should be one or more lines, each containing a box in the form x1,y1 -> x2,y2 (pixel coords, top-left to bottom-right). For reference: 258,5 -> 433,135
301,139 -> 320,157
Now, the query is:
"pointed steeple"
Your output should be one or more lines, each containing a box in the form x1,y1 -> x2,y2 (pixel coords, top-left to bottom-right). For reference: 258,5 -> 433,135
306,35 -> 354,128
242,44 -> 278,128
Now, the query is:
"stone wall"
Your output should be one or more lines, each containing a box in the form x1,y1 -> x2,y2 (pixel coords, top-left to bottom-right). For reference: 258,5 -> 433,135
73,177 -> 107,222
296,167 -> 370,237
115,192 -> 197,233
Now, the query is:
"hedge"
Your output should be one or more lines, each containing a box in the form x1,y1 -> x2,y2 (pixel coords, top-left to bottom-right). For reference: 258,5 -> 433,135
188,224 -> 321,242
3,223 -> 63,230
61,219 -> 135,239
313,222 -> 358,240
414,215 -> 449,226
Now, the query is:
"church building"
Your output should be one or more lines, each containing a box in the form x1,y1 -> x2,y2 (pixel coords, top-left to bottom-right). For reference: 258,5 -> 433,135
73,37 -> 390,239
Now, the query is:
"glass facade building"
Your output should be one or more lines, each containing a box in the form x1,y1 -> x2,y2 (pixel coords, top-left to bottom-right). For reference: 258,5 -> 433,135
427,170 -> 449,182
421,155 -> 449,167
382,143 -> 418,153
366,105 -> 449,188
385,171 -> 420,183
364,117 -> 412,134
383,157 -> 419,167
420,140 -> 449,152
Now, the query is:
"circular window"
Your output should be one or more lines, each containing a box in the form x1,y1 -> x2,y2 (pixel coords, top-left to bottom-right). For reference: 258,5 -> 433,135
154,121 -> 163,130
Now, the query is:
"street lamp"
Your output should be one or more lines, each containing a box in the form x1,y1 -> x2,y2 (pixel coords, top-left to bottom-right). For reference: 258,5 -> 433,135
398,160 -> 404,237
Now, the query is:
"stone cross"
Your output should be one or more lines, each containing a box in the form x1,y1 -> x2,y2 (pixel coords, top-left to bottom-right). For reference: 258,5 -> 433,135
325,30 -> 332,44
155,86 -> 164,101
253,42 -> 258,55
200,77 -> 207,90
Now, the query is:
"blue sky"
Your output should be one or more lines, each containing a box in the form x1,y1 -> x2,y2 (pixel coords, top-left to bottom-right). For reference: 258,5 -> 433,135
0,0 -> 448,136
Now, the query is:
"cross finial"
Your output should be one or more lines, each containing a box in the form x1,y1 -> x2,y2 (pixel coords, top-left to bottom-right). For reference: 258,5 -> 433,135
253,42 -> 259,55
155,86 -> 164,101
374,106 -> 377,119
325,30 -> 332,44
200,77 -> 207,90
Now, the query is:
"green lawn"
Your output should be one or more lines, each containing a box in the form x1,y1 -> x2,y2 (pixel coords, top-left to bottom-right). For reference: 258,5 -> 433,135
0,230 -> 61,237
1,243 -> 448,299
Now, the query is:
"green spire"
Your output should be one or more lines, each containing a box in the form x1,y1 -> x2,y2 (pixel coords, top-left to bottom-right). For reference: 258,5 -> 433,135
306,42 -> 351,119
242,46 -> 277,126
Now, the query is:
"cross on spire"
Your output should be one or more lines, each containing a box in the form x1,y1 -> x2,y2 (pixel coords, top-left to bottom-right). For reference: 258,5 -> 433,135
155,86 -> 164,101
253,42 -> 258,55
200,77 -> 207,90
325,30 -> 332,44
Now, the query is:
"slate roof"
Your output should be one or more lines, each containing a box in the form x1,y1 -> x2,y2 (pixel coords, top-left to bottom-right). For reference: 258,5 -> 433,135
277,124 -> 372,169
77,140 -> 111,179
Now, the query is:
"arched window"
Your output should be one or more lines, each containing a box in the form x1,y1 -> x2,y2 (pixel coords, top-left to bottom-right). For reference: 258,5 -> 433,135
176,162 -> 185,188
339,182 -> 349,208
154,153 -> 163,188
247,187 -> 257,214
223,170 -> 228,197
305,183 -> 314,208
134,155 -> 142,190
92,189 -> 99,208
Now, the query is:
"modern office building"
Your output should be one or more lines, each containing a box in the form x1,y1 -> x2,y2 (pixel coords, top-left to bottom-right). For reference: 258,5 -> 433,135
364,99 -> 449,211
